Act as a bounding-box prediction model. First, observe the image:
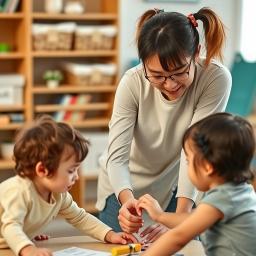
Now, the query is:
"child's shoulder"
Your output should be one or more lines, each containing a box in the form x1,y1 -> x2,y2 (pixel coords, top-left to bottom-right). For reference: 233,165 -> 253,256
0,175 -> 33,195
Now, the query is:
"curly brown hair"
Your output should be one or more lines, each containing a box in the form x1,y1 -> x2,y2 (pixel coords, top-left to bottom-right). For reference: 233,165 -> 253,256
13,115 -> 89,179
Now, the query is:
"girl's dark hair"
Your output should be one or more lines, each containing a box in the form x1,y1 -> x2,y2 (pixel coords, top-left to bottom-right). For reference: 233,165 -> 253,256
182,113 -> 255,184
136,7 -> 226,69
14,115 -> 89,179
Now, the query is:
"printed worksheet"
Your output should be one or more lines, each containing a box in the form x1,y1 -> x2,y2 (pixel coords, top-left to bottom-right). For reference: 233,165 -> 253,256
53,247 -> 110,256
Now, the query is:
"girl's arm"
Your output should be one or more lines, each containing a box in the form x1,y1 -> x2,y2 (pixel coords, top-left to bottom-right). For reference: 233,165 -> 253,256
137,194 -> 190,228
142,203 -> 223,256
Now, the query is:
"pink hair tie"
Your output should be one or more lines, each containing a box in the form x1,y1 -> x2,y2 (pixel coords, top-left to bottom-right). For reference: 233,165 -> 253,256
154,8 -> 164,15
188,13 -> 198,28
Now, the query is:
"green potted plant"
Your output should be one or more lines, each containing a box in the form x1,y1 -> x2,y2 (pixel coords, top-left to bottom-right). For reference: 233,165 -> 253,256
43,70 -> 63,88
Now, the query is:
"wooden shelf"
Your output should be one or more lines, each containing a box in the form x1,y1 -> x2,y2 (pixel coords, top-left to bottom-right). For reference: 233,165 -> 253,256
32,12 -> 118,21
71,118 -> 109,128
0,52 -> 24,59
0,0 -> 119,211
0,160 -> 15,170
0,123 -> 23,130
32,50 -> 118,58
0,105 -> 25,112
35,103 -> 110,112
32,85 -> 116,94
0,13 -> 24,19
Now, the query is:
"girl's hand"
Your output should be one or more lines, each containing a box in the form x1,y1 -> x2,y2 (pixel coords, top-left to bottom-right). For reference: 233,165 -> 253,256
33,234 -> 50,241
118,198 -> 144,233
139,223 -> 169,244
20,245 -> 52,256
137,194 -> 164,222
105,230 -> 138,244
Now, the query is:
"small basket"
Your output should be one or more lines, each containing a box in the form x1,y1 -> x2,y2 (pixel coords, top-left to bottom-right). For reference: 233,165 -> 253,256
74,25 -> 117,50
64,63 -> 117,86
33,23 -> 76,51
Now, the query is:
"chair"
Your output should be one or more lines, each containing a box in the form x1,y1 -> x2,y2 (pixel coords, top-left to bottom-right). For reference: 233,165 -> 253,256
226,53 -> 256,116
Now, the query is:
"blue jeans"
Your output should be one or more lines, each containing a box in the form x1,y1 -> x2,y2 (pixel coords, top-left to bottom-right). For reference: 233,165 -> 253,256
99,188 -> 178,232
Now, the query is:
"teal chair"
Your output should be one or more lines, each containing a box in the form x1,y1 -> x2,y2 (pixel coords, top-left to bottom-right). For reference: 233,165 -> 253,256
226,53 -> 256,116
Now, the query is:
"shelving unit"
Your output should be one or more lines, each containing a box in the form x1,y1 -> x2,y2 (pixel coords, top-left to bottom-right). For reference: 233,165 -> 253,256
0,0 -> 120,212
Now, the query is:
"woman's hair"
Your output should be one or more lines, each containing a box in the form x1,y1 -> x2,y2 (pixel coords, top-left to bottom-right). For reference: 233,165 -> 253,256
13,115 -> 89,179
136,7 -> 226,68
182,113 -> 255,184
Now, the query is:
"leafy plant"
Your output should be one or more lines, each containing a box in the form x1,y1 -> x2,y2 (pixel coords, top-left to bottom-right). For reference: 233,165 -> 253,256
43,70 -> 63,81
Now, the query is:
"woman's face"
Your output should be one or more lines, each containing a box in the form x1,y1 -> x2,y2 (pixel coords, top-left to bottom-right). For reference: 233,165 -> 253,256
144,54 -> 195,100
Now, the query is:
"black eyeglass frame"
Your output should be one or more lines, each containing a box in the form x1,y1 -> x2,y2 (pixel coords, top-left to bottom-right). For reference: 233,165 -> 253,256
143,58 -> 193,84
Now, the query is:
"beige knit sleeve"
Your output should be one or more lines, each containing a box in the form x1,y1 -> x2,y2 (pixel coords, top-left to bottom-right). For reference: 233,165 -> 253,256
0,187 -> 34,256
106,71 -> 139,198
58,192 -> 112,241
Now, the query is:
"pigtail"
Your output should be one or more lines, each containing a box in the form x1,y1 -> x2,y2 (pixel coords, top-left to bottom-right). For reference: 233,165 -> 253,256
194,7 -> 226,65
136,9 -> 159,45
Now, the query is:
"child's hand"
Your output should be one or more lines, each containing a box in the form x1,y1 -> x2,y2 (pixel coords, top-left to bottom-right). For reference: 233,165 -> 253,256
105,230 -> 138,244
20,244 -> 52,256
136,194 -> 164,222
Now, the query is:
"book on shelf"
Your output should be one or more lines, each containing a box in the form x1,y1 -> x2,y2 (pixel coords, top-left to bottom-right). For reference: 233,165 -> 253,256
0,0 -> 19,13
71,94 -> 92,122
54,94 -> 72,122
63,95 -> 78,122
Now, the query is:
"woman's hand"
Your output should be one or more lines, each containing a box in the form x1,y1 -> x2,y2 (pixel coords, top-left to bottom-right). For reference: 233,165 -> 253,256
105,230 -> 138,244
20,245 -> 52,256
118,198 -> 144,233
139,223 -> 169,244
136,194 -> 164,222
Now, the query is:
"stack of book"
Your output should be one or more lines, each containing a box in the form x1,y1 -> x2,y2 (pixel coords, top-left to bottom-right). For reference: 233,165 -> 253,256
54,94 -> 91,122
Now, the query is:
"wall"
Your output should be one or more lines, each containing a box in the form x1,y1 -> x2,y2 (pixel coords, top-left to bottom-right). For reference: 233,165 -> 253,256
119,0 -> 241,74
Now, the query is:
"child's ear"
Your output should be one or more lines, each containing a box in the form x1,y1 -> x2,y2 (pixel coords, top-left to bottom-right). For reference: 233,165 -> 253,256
35,162 -> 49,177
204,160 -> 214,176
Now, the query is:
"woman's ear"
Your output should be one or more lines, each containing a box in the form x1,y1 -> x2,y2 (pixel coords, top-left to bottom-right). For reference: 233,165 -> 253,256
35,162 -> 48,177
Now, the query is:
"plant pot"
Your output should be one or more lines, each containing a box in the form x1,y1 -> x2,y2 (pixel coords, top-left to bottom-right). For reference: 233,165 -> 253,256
47,80 -> 60,89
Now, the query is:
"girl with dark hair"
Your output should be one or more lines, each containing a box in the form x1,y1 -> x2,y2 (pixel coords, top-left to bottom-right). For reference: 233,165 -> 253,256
96,7 -> 232,241
137,113 -> 256,255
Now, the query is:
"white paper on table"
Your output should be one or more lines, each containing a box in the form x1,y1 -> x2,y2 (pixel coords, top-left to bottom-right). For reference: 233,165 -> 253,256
53,246 -> 111,256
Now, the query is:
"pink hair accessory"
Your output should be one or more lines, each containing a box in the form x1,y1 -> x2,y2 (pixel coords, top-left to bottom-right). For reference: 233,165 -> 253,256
154,8 -> 164,15
188,13 -> 198,28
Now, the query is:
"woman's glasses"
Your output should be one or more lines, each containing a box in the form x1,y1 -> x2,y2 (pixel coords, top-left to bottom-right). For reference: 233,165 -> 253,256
144,59 -> 193,84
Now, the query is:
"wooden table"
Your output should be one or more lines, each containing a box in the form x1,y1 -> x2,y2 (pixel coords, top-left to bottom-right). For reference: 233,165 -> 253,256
0,236 -> 205,255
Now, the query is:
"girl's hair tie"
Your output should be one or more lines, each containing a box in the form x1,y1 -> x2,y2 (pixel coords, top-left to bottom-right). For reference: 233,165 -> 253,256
154,8 -> 164,15
188,13 -> 198,28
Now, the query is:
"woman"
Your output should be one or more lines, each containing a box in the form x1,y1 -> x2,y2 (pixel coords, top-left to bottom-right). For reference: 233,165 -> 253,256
96,7 -> 232,242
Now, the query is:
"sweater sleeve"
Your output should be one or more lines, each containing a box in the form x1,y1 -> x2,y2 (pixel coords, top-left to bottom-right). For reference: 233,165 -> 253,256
105,70 -> 139,198
176,64 -> 232,201
1,187 -> 34,256
58,193 -> 112,241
